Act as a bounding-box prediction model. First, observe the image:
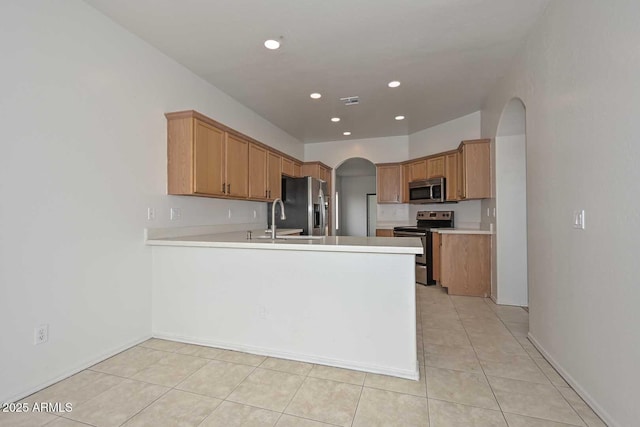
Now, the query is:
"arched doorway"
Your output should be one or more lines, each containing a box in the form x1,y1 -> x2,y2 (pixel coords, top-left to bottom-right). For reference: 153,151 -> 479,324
494,98 -> 528,306
334,158 -> 377,236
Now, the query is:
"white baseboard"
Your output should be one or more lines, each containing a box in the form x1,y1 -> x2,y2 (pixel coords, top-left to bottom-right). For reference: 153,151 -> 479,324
1,334 -> 151,404
153,331 -> 420,381
527,332 -> 616,427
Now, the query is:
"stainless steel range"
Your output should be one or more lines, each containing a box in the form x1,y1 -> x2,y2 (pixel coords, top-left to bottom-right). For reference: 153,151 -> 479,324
393,211 -> 454,285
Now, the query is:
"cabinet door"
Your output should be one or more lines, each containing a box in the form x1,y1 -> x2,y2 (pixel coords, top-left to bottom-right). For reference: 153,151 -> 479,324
377,164 -> 402,203
409,160 -> 427,181
402,163 -> 411,203
462,141 -> 491,199
248,143 -> 267,200
427,156 -> 445,178
432,232 -> 441,282
194,119 -> 225,196
267,151 -> 282,200
282,158 -> 294,176
323,166 -> 330,182
458,148 -> 466,199
301,163 -> 320,179
440,234 -> 490,296
293,162 -> 302,177
444,153 -> 459,201
225,134 -> 249,197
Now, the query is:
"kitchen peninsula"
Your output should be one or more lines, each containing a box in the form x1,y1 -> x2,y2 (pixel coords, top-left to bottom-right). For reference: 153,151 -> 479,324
146,228 -> 423,380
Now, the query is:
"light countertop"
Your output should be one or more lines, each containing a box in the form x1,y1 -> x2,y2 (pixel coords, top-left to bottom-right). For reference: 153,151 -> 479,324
146,230 -> 423,254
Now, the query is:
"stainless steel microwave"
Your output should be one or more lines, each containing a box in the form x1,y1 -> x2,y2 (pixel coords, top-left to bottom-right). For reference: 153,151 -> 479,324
409,177 -> 446,204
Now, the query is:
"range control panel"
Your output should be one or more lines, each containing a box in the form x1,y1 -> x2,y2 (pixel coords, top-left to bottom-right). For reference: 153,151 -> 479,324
416,211 -> 453,221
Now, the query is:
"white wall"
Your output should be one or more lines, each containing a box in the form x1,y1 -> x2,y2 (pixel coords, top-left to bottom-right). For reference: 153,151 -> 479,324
481,1 -> 640,425
0,0 -> 301,403
307,115 -> 485,227
409,111 -> 481,158
304,135 -> 410,168
495,135 -> 528,305
338,176 -> 377,236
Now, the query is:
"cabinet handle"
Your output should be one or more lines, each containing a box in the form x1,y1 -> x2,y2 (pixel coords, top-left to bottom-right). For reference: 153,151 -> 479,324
396,194 -> 399,202
222,183 -> 226,193
265,190 -> 268,198
227,184 -> 231,193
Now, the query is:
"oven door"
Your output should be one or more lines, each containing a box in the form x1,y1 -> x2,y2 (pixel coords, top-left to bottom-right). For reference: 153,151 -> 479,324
392,231 -> 427,264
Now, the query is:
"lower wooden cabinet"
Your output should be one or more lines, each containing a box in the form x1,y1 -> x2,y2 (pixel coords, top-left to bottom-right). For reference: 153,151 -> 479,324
376,229 -> 394,237
432,232 -> 441,282
439,233 -> 490,297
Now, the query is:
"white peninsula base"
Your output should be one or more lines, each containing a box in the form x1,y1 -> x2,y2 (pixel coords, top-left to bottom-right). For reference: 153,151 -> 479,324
149,232 -> 421,380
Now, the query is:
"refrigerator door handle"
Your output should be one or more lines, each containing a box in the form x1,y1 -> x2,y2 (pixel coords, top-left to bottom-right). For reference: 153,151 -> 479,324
319,189 -> 326,235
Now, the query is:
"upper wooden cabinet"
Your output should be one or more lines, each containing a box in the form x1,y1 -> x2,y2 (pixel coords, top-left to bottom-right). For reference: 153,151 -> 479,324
192,119 -> 226,196
248,143 -> 268,200
267,151 -> 282,200
225,134 -> 249,198
168,115 -> 238,197
427,156 -> 445,179
444,152 -> 459,201
458,139 -> 490,200
166,110 -> 306,202
282,157 -> 294,177
301,162 -> 330,181
402,163 -> 411,203
409,160 -> 427,181
377,163 -> 402,203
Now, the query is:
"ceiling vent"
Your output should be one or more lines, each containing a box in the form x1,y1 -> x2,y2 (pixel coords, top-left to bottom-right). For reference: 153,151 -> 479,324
340,96 -> 359,106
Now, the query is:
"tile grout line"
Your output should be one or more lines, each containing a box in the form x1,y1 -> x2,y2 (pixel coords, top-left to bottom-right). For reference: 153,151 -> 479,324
349,382 -> 365,427
482,308 -> 592,426
449,294 -> 509,423
463,298 -> 590,427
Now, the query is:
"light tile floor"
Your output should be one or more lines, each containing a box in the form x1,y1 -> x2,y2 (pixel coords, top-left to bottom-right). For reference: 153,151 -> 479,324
1,285 -> 606,427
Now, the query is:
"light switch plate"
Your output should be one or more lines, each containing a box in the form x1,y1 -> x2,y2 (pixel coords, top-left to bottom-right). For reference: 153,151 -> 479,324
170,208 -> 182,221
573,209 -> 585,229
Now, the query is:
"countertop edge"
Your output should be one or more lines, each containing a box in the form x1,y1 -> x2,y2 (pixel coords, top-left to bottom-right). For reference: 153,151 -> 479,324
146,238 -> 423,254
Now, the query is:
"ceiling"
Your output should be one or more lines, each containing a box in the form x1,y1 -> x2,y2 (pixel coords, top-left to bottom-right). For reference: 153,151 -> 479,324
85,0 -> 549,143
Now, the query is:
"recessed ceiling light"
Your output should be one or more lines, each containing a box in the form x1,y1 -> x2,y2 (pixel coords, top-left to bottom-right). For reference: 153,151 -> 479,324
343,131 -> 351,136
310,93 -> 322,99
264,39 -> 280,50
331,117 -> 340,122
395,115 -> 405,121
388,80 -> 401,88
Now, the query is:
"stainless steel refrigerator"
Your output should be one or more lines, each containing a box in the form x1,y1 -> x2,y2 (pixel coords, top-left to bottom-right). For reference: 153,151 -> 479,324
268,176 -> 328,236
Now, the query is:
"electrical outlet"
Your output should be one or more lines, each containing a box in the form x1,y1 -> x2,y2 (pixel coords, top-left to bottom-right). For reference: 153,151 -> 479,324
170,207 -> 182,221
147,207 -> 155,221
253,210 -> 257,219
228,208 -> 232,219
34,324 -> 48,345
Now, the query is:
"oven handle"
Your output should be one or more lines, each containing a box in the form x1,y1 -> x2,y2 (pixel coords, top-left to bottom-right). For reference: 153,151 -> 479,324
393,231 -> 427,237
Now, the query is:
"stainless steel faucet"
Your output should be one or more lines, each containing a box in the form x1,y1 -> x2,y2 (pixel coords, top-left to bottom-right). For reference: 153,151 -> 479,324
270,198 -> 286,239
